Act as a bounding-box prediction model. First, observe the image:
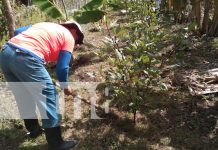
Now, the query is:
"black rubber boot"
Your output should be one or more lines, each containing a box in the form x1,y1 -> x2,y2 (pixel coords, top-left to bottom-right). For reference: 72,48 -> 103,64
45,126 -> 78,150
24,119 -> 44,138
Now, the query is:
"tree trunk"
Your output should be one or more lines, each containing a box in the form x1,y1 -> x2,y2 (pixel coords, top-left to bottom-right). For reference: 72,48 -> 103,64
192,0 -> 201,26
208,0 -> 218,36
201,0 -> 210,34
2,0 -> 15,38
168,0 -> 173,10
173,0 -> 186,23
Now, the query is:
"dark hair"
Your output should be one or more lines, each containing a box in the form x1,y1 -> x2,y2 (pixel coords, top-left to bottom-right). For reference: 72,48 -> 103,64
61,23 -> 84,45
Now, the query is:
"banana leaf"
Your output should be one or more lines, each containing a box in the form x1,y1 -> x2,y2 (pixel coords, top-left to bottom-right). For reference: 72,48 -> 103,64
33,0 -> 64,19
82,0 -> 105,11
74,10 -> 105,24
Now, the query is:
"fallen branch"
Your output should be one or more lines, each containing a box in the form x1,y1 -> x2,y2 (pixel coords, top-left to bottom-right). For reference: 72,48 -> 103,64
205,76 -> 218,84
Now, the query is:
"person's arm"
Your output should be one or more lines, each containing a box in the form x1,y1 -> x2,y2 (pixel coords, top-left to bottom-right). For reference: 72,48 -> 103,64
56,50 -> 72,91
14,25 -> 32,36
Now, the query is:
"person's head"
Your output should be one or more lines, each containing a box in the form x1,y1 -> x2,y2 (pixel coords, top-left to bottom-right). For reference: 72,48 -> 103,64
60,20 -> 84,45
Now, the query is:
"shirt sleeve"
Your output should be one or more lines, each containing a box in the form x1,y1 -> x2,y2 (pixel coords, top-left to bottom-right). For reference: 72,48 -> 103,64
56,50 -> 72,89
14,25 -> 32,36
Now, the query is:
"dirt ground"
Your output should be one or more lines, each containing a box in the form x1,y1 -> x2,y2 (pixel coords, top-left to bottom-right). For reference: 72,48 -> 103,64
1,19 -> 218,150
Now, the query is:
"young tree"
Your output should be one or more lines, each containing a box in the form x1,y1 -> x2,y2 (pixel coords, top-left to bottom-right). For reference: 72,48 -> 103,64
2,0 -> 15,38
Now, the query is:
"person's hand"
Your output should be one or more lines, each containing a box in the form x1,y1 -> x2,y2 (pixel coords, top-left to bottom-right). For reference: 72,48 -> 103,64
64,86 -> 73,96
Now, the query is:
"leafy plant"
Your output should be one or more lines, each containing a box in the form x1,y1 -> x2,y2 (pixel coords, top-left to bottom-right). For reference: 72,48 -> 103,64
33,0 -> 120,24
72,0 -> 122,24
33,0 -> 64,19
73,0 -> 106,24
74,9 -> 105,24
82,0 -> 105,11
102,0 -> 164,123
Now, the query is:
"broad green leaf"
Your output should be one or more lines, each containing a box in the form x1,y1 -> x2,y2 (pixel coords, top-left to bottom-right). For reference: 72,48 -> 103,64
125,47 -> 135,54
82,0 -> 105,11
33,0 -> 64,19
45,7 -> 63,19
116,28 -> 127,37
140,55 -> 150,63
74,10 -> 105,24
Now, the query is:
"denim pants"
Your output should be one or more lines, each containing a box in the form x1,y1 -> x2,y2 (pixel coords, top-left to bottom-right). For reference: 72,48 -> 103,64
0,44 -> 61,128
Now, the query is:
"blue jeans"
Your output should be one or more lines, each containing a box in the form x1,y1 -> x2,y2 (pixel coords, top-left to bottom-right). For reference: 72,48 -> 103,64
0,44 -> 61,128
